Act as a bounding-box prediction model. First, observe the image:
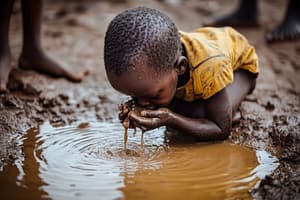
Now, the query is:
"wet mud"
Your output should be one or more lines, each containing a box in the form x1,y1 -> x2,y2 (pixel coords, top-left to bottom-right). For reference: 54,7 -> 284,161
0,0 -> 300,199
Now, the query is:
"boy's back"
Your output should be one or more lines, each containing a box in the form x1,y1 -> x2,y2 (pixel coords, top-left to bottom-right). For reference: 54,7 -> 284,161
178,27 -> 259,100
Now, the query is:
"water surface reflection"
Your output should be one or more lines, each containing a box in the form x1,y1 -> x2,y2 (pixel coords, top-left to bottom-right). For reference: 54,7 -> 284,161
0,121 -> 278,200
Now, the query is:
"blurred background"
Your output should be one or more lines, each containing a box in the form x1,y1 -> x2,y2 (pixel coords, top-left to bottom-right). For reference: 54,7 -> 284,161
1,1 -> 299,199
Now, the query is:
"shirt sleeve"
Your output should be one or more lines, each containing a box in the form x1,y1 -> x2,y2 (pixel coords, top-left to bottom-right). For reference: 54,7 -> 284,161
192,55 -> 234,99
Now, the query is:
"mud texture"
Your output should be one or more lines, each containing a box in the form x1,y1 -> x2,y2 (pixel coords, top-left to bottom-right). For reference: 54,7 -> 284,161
1,0 -> 299,199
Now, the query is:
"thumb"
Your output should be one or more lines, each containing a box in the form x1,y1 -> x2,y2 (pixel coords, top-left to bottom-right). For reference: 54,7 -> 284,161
141,110 -> 160,118
122,117 -> 130,128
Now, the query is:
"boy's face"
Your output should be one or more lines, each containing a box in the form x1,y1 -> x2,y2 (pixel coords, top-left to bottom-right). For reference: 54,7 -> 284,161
107,63 -> 179,108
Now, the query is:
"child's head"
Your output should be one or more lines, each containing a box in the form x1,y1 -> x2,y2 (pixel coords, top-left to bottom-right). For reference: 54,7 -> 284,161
104,7 -> 188,107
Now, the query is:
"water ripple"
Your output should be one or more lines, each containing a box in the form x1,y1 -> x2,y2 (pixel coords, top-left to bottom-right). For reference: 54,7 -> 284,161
0,121 -> 278,200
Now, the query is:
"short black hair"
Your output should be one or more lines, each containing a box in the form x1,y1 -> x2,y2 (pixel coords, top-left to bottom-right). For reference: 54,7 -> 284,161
104,7 -> 181,76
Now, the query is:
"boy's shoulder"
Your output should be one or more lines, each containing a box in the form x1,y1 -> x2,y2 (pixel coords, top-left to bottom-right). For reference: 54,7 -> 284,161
179,26 -> 243,41
179,28 -> 228,67
179,26 -> 249,67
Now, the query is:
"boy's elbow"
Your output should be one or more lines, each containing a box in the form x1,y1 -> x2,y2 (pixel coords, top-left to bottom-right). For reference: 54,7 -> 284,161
217,117 -> 232,140
202,126 -> 230,141
201,129 -> 230,141
217,125 -> 231,140
219,129 -> 230,140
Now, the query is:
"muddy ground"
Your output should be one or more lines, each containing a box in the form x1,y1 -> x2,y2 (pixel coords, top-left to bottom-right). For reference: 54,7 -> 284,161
0,0 -> 299,199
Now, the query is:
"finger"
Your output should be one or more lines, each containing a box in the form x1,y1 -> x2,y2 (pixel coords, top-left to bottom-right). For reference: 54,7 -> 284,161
123,99 -> 134,109
123,108 -> 129,114
118,104 -> 123,111
129,112 -> 160,128
64,68 -> 89,82
119,108 -> 129,117
140,125 -> 150,132
140,110 -> 160,117
122,117 -> 130,128
119,112 -> 127,121
118,107 -> 130,120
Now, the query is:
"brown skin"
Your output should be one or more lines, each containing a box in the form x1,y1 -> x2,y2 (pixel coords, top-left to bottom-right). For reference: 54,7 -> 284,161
0,0 -> 88,93
108,54 -> 256,141
119,102 -> 148,131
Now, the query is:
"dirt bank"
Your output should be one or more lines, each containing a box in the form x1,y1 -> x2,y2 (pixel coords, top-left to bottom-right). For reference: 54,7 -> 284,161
1,0 -> 299,199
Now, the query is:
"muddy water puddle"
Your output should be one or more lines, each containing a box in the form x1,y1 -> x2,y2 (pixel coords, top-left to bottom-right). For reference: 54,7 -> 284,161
0,121 -> 278,200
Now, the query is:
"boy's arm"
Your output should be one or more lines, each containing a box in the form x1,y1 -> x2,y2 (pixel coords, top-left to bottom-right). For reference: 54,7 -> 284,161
129,88 -> 232,141
168,87 -> 232,140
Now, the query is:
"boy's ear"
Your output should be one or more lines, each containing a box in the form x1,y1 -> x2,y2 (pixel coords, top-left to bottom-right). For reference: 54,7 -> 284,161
174,56 -> 188,75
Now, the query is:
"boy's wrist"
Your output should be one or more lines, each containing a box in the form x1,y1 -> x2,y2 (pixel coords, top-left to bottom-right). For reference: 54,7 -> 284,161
166,110 -> 176,126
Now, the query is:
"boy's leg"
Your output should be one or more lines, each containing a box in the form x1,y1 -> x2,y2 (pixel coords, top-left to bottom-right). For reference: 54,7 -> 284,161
0,0 -> 14,93
19,0 -> 88,82
204,0 -> 259,27
266,0 -> 300,43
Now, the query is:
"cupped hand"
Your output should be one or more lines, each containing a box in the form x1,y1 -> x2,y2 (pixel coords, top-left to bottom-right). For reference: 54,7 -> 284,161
119,99 -> 147,129
118,99 -> 135,124
128,107 -> 172,130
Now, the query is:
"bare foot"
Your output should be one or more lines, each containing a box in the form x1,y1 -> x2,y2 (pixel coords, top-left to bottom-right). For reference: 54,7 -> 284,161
204,12 -> 259,28
0,52 -> 12,93
266,0 -> 300,43
203,0 -> 259,28
19,50 -> 89,82
266,17 -> 300,43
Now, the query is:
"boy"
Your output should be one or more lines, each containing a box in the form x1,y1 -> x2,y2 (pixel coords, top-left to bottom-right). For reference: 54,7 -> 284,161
104,7 -> 258,141
0,0 -> 87,93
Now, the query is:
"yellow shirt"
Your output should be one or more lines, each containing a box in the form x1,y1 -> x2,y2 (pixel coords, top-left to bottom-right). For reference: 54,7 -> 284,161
176,27 -> 259,101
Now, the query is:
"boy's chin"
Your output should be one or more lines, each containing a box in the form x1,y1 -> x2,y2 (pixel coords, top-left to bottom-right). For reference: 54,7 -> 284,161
136,100 -> 172,110
141,104 -> 168,110
141,105 -> 158,110
151,103 -> 171,109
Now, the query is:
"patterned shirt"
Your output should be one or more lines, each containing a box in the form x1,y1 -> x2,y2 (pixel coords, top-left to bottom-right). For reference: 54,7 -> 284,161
176,27 -> 259,101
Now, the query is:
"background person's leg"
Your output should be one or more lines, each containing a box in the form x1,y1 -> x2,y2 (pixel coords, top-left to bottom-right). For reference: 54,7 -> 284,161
0,0 -> 15,92
19,0 -> 88,82
204,0 -> 259,27
266,0 -> 300,42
